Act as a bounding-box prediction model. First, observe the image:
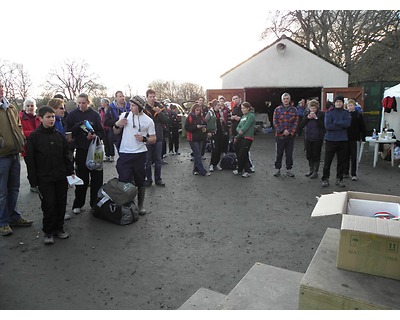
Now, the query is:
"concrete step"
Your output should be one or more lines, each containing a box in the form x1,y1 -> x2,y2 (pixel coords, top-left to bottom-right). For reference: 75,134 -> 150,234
218,262 -> 304,310
178,287 -> 227,310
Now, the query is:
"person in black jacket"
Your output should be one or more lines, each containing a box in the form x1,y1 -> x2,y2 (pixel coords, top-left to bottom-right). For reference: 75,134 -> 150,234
25,106 -> 75,244
344,99 -> 366,181
65,93 -> 105,214
297,99 -> 325,179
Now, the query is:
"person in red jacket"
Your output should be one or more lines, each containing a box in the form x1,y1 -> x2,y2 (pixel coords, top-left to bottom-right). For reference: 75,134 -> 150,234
19,97 -> 41,192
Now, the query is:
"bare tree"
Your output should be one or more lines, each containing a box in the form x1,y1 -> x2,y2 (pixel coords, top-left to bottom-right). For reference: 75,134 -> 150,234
44,59 -> 107,101
262,10 -> 400,74
148,80 -> 205,105
0,60 -> 32,107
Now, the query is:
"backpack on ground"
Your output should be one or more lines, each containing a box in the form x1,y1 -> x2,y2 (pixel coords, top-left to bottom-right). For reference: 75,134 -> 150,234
92,178 -> 139,225
220,153 -> 238,170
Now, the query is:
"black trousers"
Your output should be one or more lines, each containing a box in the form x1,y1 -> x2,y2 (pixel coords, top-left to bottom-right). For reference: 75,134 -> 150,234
344,140 -> 358,176
322,141 -> 347,180
234,137 -> 253,173
274,136 -> 295,170
38,179 -> 68,234
73,148 -> 103,209
103,129 -> 115,157
305,139 -> 323,162
168,127 -> 180,153
210,134 -> 223,166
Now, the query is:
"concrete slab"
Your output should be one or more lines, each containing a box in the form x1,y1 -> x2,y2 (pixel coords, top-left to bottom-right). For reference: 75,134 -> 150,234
178,288 -> 226,310
219,262 -> 304,310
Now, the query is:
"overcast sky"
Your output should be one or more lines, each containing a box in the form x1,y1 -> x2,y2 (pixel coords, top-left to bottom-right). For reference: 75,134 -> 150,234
2,0 -> 393,98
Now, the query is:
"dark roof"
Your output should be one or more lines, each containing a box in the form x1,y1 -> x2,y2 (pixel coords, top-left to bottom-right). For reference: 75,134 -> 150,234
220,35 -> 349,78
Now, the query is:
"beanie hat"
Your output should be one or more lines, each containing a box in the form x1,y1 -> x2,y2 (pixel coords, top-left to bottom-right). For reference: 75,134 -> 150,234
334,95 -> 345,103
129,95 -> 146,109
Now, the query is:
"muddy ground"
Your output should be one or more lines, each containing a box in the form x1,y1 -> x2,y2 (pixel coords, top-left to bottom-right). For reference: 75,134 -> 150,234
1,133 -> 399,310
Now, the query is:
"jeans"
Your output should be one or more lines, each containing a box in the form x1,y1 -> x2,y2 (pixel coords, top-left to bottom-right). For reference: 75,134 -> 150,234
189,141 -> 207,175
145,141 -> 163,182
0,155 -> 22,227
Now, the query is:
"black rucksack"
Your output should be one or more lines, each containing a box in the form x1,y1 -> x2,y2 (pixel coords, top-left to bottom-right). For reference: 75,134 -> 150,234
220,153 -> 238,170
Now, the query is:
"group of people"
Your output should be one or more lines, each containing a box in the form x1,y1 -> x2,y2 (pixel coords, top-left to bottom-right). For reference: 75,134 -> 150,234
273,92 -> 366,188
0,82 -> 366,244
185,95 -> 256,178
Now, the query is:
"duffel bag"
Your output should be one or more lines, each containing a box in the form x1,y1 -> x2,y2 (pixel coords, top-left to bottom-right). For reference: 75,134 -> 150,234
102,178 -> 137,206
93,198 -> 139,225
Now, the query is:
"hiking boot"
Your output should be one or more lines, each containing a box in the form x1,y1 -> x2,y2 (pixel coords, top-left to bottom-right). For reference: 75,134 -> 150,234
209,165 -> 214,172
9,218 -> 33,227
0,225 -> 13,236
335,179 -> 346,188
322,180 -> 329,187
273,170 -> 281,177
286,170 -> 295,177
352,176 -> 358,181
73,208 -> 81,214
242,172 -> 251,178
43,233 -> 54,245
54,229 -> 69,239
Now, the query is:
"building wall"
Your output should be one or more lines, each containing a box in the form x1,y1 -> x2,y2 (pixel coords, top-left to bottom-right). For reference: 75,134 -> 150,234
222,38 -> 348,89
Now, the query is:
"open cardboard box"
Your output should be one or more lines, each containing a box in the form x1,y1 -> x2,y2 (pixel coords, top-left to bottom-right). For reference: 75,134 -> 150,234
312,191 -> 400,280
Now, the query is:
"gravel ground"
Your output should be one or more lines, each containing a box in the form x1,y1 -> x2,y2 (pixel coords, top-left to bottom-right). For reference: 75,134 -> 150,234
1,133 -> 399,310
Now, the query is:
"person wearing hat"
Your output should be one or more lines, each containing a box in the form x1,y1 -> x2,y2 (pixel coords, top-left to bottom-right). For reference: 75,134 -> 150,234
113,95 -> 156,215
321,95 -> 351,188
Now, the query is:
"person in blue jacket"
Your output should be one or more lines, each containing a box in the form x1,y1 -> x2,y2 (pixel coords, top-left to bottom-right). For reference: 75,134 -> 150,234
321,95 -> 351,188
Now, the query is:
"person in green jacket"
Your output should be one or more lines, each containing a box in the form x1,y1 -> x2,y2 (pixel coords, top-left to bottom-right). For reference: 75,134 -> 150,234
233,102 -> 256,178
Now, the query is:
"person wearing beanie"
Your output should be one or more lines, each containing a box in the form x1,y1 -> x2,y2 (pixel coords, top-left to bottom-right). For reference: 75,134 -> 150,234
321,95 -> 351,188
113,95 -> 156,215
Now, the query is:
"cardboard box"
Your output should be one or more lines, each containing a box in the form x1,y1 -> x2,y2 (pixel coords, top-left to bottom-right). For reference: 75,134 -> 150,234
311,191 -> 400,280
299,228 -> 400,310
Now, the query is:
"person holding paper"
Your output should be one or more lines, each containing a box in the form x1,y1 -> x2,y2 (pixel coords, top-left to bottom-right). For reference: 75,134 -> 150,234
25,106 -> 75,244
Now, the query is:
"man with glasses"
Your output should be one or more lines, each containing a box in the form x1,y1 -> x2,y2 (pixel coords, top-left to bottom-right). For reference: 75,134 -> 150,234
113,95 -> 156,215
0,82 -> 33,236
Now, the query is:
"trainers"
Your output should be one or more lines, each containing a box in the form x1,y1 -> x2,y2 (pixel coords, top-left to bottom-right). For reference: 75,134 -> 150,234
43,233 -> 54,245
335,179 -> 346,187
242,172 -> 251,178
104,156 -> 110,162
175,152 -> 181,155
54,229 -> 69,239
9,218 -> 33,227
109,156 -> 114,162
343,174 -> 350,179
322,180 -> 329,187
250,166 -> 255,173
155,180 -> 166,187
273,170 -> 281,177
209,165 -> 214,172
233,170 -> 239,175
352,176 -> 358,181
0,225 -> 13,236
205,172 -> 211,176
169,151 -> 175,155
215,165 -> 223,171
286,170 -> 295,177
202,156 -> 206,160
30,186 -> 39,193
64,213 -> 71,220
73,208 -> 81,214
192,171 -> 199,175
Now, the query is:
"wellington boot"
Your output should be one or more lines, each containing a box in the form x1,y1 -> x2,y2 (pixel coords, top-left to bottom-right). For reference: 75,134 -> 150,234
137,186 -> 146,215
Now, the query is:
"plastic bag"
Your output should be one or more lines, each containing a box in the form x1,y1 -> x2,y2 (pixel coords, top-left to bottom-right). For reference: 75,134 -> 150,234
86,136 -> 104,171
